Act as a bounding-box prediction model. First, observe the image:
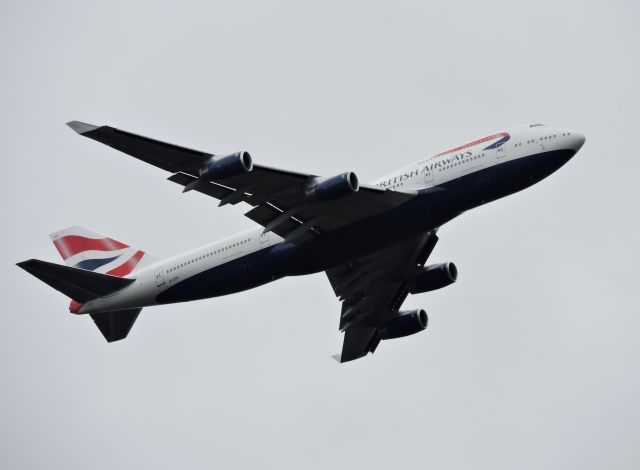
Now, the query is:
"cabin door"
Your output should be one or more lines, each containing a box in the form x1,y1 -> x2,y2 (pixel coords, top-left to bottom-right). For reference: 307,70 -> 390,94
154,267 -> 165,287
496,143 -> 507,161
260,231 -> 270,248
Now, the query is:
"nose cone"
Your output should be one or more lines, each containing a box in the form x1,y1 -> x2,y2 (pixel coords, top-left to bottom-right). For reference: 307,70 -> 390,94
568,132 -> 586,152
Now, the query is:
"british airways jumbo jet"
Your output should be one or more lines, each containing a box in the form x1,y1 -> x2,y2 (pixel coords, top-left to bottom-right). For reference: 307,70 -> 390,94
17,122 -> 585,362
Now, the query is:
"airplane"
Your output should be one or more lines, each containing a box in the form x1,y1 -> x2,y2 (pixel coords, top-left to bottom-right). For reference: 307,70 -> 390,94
17,121 -> 585,362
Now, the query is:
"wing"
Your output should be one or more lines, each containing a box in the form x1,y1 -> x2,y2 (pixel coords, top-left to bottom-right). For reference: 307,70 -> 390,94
68,121 -> 415,243
326,230 -> 439,363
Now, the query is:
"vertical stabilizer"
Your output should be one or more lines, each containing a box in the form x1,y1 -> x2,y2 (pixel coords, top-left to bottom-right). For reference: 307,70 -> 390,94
49,226 -> 154,276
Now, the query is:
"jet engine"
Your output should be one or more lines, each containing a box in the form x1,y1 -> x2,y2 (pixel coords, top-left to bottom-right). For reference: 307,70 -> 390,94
199,151 -> 253,181
306,172 -> 359,201
378,309 -> 428,340
408,262 -> 458,294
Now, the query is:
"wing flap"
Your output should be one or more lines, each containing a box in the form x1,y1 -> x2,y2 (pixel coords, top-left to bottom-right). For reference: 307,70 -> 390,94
244,205 -> 303,238
168,172 -> 242,201
215,164 -> 311,202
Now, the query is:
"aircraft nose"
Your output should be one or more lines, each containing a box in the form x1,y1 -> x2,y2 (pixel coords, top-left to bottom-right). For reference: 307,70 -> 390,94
568,132 -> 586,152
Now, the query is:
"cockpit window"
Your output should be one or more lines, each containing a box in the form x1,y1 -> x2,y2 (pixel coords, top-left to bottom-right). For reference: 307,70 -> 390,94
529,123 -> 545,127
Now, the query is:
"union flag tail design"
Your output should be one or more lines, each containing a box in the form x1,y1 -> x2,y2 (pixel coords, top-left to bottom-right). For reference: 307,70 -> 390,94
49,226 -> 154,277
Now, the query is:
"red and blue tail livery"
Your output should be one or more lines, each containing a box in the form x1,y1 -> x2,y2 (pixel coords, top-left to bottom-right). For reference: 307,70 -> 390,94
49,226 -> 152,277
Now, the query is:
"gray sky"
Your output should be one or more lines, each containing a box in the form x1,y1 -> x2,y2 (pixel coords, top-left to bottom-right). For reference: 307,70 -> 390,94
1,1 -> 639,468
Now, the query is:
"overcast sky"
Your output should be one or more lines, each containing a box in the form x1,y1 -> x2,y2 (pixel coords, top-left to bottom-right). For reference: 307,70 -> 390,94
1,1 -> 639,469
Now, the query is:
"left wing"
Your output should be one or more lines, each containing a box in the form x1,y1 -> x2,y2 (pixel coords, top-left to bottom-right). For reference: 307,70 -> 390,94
68,121 -> 415,243
326,230 -> 439,362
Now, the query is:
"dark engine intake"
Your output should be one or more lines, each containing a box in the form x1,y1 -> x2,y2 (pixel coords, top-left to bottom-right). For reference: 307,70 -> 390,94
379,309 -> 428,340
306,172 -> 359,202
408,262 -> 458,294
199,151 -> 253,181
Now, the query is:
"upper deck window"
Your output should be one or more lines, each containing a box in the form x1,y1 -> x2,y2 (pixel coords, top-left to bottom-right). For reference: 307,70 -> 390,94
529,123 -> 545,127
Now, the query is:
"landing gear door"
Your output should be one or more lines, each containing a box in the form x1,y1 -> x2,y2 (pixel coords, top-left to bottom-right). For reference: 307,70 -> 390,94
496,143 -> 507,160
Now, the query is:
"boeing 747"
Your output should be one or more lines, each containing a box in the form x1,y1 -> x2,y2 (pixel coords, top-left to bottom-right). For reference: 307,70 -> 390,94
17,122 -> 585,362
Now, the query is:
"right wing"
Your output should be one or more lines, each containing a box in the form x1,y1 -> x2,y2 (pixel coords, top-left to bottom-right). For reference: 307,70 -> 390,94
326,230 -> 440,362
68,121 -> 415,243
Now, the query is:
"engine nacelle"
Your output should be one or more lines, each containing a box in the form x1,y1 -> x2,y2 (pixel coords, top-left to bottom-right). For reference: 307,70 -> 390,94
199,151 -> 253,181
408,262 -> 458,294
306,172 -> 359,202
378,309 -> 428,340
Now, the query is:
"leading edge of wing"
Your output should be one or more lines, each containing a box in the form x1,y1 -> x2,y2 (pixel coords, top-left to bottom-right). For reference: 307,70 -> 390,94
66,120 -> 210,174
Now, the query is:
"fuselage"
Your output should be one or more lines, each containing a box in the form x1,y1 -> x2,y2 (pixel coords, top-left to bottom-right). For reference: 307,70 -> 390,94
81,124 -> 585,314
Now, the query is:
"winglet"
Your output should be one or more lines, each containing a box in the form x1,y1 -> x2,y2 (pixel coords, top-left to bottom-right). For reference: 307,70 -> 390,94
66,121 -> 99,135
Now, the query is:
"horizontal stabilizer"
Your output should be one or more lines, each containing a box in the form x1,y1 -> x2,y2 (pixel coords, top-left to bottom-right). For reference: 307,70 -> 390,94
17,259 -> 134,303
91,309 -> 142,342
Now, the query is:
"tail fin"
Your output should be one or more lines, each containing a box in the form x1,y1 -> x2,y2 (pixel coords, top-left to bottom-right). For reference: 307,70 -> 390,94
17,259 -> 142,343
18,225 -> 152,343
49,225 -> 154,276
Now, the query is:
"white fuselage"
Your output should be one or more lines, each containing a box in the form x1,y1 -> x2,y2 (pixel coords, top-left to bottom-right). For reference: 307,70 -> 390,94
371,125 -> 582,191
